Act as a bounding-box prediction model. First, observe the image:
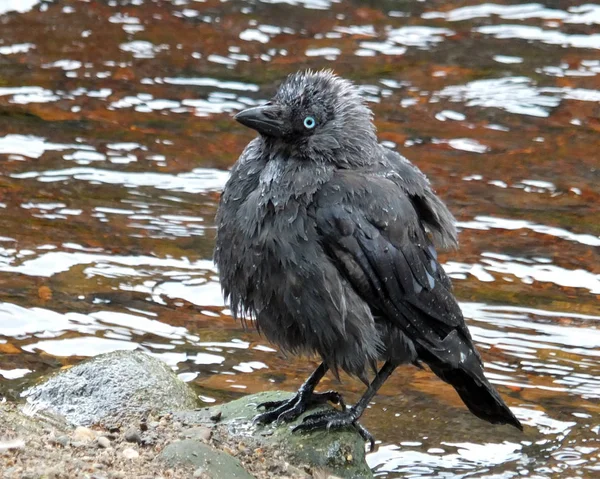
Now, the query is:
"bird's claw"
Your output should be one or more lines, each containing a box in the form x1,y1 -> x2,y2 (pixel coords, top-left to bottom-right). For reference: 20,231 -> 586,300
292,409 -> 376,452
253,390 -> 345,425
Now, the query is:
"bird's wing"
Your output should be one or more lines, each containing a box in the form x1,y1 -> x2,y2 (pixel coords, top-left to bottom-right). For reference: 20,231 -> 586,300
313,170 -> 475,365
384,148 -> 458,250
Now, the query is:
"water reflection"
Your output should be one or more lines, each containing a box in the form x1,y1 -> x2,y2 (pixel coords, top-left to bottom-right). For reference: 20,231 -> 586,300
1,0 -> 599,477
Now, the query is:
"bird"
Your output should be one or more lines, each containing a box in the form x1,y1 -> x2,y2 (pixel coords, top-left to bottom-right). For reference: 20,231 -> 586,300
214,70 -> 522,449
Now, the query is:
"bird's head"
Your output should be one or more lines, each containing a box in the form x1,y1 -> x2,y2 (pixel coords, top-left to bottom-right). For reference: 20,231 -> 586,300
234,70 -> 377,161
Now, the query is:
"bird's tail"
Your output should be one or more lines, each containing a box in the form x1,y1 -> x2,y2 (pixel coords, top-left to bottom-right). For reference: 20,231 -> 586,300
426,358 -> 523,430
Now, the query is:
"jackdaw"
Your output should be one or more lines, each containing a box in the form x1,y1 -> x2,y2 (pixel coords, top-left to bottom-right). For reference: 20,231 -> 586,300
214,70 -> 522,448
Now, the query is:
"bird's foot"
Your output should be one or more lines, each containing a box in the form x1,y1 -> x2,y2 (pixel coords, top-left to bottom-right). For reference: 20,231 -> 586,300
254,390 -> 345,425
293,409 -> 376,451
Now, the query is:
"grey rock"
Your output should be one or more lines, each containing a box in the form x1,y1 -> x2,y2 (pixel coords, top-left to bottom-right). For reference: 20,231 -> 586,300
124,427 -> 142,444
50,435 -> 70,447
122,447 -> 139,459
184,426 -> 212,442
174,391 -> 373,479
0,401 -> 69,437
97,436 -> 111,448
23,350 -> 199,427
159,439 -> 255,479
73,426 -> 96,442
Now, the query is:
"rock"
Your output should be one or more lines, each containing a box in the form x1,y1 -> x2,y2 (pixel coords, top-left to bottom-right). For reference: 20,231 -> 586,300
23,350 -> 199,427
50,435 -> 70,447
183,426 -> 212,442
0,438 -> 25,451
97,436 -> 111,448
159,440 -> 255,479
193,467 -> 206,478
73,426 -> 96,443
122,447 -> 140,460
175,391 -> 373,479
124,427 -> 142,444
0,401 -> 69,438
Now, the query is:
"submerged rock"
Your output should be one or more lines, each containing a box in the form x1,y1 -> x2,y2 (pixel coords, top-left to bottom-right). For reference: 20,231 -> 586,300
23,350 -> 199,427
175,391 -> 373,479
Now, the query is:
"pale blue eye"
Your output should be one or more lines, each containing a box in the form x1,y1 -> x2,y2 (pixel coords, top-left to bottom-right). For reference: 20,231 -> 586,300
303,116 -> 316,129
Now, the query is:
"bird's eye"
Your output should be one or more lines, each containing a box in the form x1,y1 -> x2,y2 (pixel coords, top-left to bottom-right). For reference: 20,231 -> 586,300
303,116 -> 316,129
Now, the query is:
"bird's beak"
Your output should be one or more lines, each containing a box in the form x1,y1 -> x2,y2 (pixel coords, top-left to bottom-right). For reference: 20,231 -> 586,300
234,105 -> 285,138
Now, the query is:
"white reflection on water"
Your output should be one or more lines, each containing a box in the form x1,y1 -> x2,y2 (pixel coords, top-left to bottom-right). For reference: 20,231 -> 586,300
119,40 -> 169,59
92,311 -> 191,339
23,336 -> 139,357
0,0 -> 40,15
446,256 -> 600,294
0,43 -> 35,55
157,77 -> 260,92
0,301 -> 271,371
353,26 -> 453,57
257,0 -> 339,11
437,76 -> 600,117
457,216 -> 600,247
0,134 -> 93,158
0,248 -> 216,278
433,138 -> 489,154
368,440 -> 522,477
436,77 -> 560,117
0,368 -> 32,379
423,3 -> 600,24
463,302 -> 600,355
477,24 -> 600,50
12,167 -> 229,193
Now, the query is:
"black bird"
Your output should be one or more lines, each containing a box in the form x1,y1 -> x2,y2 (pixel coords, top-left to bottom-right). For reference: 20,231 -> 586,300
214,70 -> 522,448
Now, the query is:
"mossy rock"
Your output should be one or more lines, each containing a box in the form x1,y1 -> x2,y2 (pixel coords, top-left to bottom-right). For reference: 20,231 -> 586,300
176,391 -> 373,479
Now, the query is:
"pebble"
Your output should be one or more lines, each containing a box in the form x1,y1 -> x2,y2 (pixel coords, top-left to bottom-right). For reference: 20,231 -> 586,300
0,439 -> 25,450
124,427 -> 142,444
51,435 -> 70,447
122,447 -> 139,460
72,426 -> 96,443
184,426 -> 211,442
97,436 -> 111,448
193,467 -> 206,478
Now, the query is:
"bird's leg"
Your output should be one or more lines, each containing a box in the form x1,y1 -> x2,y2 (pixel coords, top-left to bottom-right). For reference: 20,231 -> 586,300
254,362 -> 345,424
293,361 -> 397,451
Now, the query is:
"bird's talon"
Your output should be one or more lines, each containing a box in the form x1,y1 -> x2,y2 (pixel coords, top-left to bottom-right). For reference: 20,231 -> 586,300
291,408 -> 373,448
257,400 -> 285,410
253,389 -> 345,426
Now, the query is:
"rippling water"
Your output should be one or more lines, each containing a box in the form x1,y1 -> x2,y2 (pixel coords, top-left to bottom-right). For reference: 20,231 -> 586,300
0,1 -> 599,477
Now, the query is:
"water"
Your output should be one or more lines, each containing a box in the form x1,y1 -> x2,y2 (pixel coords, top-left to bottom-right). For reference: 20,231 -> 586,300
0,1 -> 599,477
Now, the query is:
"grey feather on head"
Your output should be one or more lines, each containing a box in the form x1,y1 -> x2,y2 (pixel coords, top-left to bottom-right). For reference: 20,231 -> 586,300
262,70 -> 379,162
